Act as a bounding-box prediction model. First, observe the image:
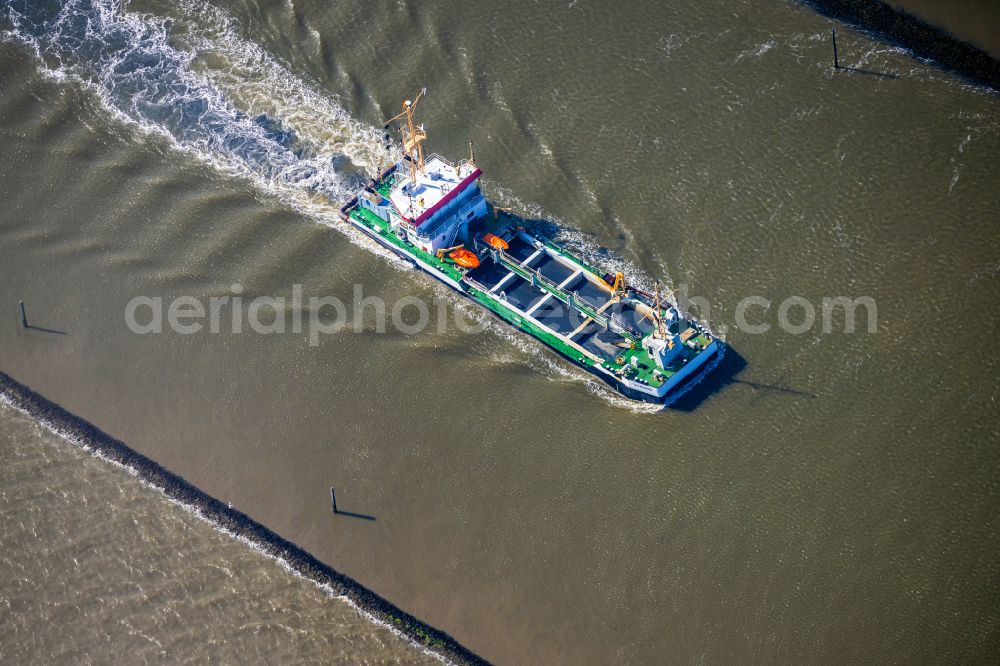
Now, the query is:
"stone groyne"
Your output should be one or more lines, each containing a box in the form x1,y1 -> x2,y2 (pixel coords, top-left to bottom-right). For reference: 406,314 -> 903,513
0,370 -> 488,666
805,0 -> 1000,91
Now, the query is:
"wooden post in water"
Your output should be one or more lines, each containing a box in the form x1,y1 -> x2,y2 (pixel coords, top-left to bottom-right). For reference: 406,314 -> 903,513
19,301 -> 27,328
832,28 -> 840,69
330,486 -> 338,514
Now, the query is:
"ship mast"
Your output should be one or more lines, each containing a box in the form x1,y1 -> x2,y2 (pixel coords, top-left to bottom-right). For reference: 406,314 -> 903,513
640,282 -> 671,343
384,89 -> 428,186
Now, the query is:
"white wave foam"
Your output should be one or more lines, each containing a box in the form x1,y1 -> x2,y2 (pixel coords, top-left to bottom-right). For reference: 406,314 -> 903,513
735,39 -> 776,63
170,0 -> 391,176
0,391 -> 452,664
2,0 -> 408,267
2,0 -> 719,411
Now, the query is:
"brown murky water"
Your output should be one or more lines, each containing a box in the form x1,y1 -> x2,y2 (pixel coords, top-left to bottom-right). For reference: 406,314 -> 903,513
2,0 -> 999,663
0,401 -> 438,664
892,0 -> 1000,58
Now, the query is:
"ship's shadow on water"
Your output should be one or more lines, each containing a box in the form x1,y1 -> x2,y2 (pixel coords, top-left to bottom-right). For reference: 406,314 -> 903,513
485,212 -> 762,413
479,212 -> 815,412
667,346 -> 748,412
669,346 -> 818,412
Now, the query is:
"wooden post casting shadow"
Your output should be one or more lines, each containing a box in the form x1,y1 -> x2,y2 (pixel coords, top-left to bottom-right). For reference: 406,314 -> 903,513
832,28 -> 840,70
19,301 -> 67,335
329,486 -> 375,521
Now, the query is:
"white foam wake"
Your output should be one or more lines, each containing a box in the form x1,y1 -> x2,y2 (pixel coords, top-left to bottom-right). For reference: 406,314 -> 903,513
2,0 -> 718,411
1,0 -> 406,264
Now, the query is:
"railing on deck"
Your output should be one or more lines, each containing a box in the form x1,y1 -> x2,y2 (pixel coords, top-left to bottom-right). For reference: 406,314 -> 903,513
461,276 -> 492,294
425,153 -> 477,178
457,197 -> 480,218
492,248 -> 641,341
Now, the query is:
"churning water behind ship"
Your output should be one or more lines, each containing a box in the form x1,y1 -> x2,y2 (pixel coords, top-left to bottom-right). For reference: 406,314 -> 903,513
1,0 -> 999,663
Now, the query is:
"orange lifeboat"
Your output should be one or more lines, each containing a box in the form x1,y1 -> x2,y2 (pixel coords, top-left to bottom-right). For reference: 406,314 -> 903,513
449,248 -> 480,269
482,232 -> 509,251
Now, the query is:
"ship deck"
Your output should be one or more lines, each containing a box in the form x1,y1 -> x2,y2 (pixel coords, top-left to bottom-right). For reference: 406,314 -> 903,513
464,235 -> 712,388
349,176 -> 715,392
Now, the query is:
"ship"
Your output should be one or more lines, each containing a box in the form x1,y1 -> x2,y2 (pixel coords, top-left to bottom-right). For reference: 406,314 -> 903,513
338,92 -> 720,404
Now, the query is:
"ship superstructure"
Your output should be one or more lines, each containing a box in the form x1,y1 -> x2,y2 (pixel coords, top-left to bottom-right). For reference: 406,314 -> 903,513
339,93 -> 719,403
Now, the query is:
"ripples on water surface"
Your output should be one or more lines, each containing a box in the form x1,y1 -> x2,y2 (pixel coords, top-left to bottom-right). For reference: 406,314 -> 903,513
0,402 -> 437,663
1,0 -> 999,663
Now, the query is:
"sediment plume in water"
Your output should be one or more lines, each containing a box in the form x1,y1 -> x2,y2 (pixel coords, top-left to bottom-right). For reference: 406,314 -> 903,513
0,369 -> 488,666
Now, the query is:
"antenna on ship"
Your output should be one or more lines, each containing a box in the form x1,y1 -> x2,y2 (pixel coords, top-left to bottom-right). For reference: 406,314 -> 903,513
384,88 -> 428,186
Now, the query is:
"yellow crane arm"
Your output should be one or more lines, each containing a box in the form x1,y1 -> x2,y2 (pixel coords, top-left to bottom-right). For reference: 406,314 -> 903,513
435,244 -> 465,260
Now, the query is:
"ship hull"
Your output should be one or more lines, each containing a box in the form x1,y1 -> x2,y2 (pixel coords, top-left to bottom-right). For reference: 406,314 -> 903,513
344,208 -> 720,405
